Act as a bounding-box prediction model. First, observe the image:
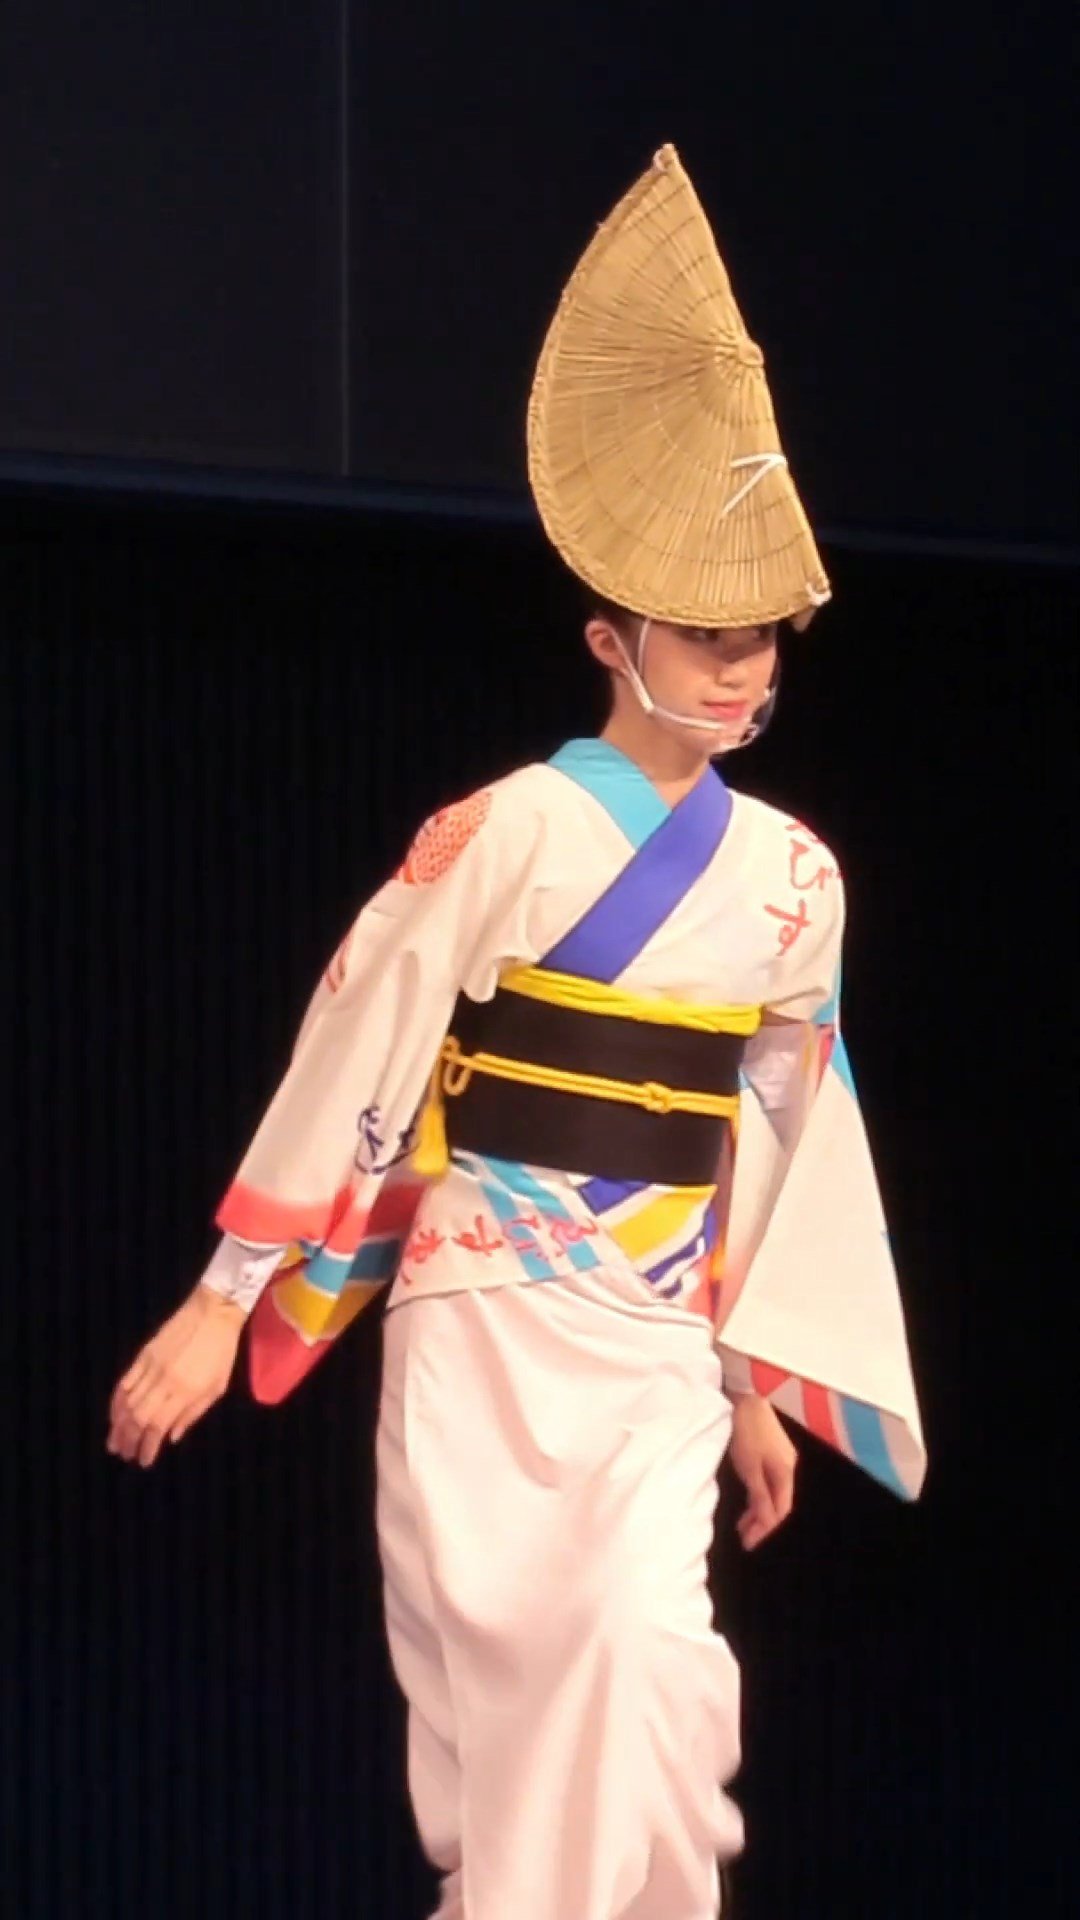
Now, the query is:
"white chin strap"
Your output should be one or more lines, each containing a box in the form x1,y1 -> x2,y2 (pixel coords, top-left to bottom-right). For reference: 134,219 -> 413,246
613,618 -> 761,756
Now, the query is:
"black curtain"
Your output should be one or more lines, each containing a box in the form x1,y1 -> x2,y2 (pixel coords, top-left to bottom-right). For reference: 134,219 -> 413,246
3,487 -> 1076,1917
3,1 -> 1075,552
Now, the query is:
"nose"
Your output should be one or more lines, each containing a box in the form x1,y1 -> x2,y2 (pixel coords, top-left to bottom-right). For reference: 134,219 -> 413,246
711,656 -> 750,689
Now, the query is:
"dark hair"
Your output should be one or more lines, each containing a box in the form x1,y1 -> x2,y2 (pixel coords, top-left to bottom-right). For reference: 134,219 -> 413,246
577,581 -> 639,635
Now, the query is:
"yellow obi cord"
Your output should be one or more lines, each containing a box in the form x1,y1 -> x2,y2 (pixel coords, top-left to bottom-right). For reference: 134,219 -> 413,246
413,1069 -> 453,1177
412,969 -> 762,1179
438,1033 -> 738,1114
500,965 -> 763,1036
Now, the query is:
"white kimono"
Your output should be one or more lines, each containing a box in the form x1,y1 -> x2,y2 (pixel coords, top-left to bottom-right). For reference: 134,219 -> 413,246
203,738 -> 923,1500
200,737 -> 924,1920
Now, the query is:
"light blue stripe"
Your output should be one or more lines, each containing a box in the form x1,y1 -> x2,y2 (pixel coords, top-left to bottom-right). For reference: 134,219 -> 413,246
478,1168 -> 556,1281
839,1396 -> 911,1501
492,1159 -> 604,1274
348,1235 -> 404,1281
812,960 -> 842,1030
829,1035 -> 859,1102
299,1245 -> 351,1297
548,738 -> 669,850
482,1156 -> 602,1274
299,1235 -> 403,1289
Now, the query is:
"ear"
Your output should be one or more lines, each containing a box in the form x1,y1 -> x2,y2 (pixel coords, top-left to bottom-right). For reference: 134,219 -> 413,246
584,617 -> 628,675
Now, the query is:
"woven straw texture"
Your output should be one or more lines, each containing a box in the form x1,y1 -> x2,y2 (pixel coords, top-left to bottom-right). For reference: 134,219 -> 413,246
527,144 -> 831,628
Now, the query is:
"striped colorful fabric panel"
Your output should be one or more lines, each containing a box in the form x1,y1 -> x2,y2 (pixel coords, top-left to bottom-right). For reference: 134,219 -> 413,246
474,1154 -> 604,1281
730,1355 -> 914,1501
246,1178 -> 427,1403
459,1153 -> 715,1302
572,1173 -> 716,1298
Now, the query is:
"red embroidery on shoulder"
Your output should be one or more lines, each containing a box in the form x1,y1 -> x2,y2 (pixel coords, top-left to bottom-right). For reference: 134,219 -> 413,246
783,816 -> 825,844
763,898 -> 812,953
398,790 -> 494,886
763,821 -> 839,955
784,819 -> 839,894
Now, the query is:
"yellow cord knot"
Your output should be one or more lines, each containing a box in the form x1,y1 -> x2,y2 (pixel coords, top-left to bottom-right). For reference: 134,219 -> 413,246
642,1081 -> 676,1115
440,1036 -> 474,1098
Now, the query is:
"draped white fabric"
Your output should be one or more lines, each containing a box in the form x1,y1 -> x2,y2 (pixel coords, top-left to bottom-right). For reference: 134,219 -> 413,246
376,1266 -> 743,1920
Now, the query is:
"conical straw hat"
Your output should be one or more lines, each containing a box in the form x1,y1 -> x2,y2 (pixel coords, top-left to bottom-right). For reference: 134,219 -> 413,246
527,144 -> 830,630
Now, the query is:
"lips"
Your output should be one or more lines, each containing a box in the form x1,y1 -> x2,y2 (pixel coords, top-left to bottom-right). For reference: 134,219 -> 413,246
703,701 -> 748,718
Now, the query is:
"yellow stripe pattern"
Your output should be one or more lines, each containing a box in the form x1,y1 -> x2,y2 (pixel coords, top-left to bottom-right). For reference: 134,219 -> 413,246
500,965 -> 762,1035
603,1184 -> 717,1261
274,1270 -> 385,1340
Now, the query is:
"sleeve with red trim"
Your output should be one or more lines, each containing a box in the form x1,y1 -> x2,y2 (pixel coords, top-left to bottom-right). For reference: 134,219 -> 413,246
210,775 -> 549,1397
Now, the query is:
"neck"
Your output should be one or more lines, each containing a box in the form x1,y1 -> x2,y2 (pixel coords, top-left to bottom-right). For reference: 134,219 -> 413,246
599,704 -> 715,805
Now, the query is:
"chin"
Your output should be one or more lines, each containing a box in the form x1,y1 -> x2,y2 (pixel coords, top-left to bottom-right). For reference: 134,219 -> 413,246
669,718 -> 728,752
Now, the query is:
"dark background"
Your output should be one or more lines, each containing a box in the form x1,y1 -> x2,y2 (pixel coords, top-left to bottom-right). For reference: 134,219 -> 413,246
1,1 -> 1076,553
2,4 -> 1078,1918
3,494 -> 1076,1919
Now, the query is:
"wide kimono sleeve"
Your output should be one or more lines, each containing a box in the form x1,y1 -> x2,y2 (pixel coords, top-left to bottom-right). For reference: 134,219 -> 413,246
716,853 -> 926,1499
213,778 -> 546,1403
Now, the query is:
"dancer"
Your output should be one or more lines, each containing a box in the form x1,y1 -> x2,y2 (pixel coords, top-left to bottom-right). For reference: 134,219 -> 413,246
108,146 -> 924,1920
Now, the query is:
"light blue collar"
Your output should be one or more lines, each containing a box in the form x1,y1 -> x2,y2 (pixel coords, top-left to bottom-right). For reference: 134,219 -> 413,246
548,737 -> 670,850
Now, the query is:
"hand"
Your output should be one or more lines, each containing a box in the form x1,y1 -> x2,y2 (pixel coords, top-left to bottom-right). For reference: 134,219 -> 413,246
728,1393 -> 798,1551
106,1285 -> 246,1468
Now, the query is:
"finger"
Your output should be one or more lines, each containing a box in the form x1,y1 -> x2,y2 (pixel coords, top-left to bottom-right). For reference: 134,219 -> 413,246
110,1370 -> 146,1424
118,1352 -> 155,1398
743,1478 -> 777,1526
766,1464 -> 796,1522
110,1380 -> 182,1464
738,1491 -> 781,1548
122,1382 -> 178,1446
131,1368 -> 204,1439
740,1515 -> 777,1550
167,1389 -> 218,1446
738,1496 -> 767,1526
737,1506 -> 766,1541
738,1514 -> 769,1551
137,1423 -> 167,1469
737,1468 -> 767,1513
140,1379 -> 193,1461
135,1390 -> 186,1468
109,1413 -> 145,1463
109,1378 -> 146,1428
125,1362 -> 172,1421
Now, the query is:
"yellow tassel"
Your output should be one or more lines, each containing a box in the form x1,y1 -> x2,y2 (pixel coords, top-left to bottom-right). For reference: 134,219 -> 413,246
412,1059 -> 450,1177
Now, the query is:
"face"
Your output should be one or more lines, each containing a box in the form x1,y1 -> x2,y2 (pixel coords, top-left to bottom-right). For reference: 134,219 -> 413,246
644,621 -> 778,728
588,615 -> 778,745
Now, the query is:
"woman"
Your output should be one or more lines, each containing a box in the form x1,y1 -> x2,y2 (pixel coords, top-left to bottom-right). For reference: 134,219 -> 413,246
108,145 -> 923,1920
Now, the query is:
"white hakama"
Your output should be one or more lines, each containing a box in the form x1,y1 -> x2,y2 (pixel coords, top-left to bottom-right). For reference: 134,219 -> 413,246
377,1263 -> 743,1920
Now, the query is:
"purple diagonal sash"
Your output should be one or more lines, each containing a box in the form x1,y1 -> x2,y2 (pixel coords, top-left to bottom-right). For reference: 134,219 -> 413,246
541,765 -> 732,983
